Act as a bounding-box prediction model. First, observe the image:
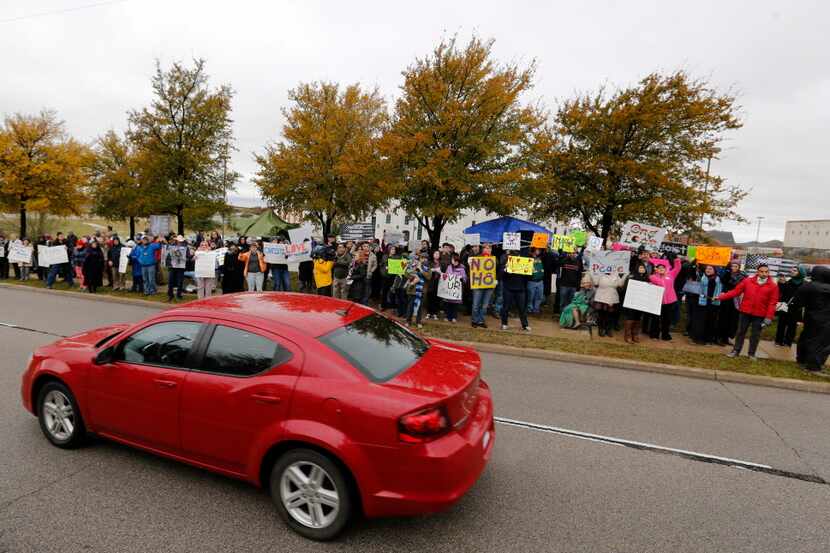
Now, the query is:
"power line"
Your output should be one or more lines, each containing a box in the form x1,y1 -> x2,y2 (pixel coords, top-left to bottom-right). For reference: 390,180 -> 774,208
0,0 -> 127,24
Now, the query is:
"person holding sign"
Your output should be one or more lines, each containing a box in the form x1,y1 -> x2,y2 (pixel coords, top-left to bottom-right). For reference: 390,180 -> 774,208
620,263 -> 651,343
717,264 -> 779,360
591,267 -> 625,338
526,249 -> 546,314
648,256 -> 682,340
106,237 -> 126,291
17,238 -> 33,280
195,241 -> 217,299
82,241 -> 105,294
469,245 -> 496,328
45,233 -> 74,289
442,254 -> 467,322
690,265 -> 722,345
499,251 -> 531,331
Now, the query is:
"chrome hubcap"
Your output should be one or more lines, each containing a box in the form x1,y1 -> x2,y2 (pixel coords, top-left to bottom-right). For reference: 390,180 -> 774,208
42,390 -> 75,441
280,461 -> 339,529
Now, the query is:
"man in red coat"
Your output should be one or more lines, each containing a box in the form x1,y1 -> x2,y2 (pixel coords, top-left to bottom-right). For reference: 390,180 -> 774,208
717,264 -> 779,360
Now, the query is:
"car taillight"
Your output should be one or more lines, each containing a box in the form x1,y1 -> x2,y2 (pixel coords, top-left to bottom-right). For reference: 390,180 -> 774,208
398,406 -> 450,443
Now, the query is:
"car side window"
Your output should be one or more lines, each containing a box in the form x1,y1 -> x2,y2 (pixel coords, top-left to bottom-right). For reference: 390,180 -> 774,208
200,325 -> 291,377
116,321 -> 202,368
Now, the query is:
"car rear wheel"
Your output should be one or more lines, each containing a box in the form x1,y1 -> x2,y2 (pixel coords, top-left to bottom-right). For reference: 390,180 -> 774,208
37,381 -> 86,448
270,448 -> 352,541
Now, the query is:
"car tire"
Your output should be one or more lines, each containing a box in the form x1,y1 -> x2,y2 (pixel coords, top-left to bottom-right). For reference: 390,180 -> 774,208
37,381 -> 87,449
270,448 -> 353,541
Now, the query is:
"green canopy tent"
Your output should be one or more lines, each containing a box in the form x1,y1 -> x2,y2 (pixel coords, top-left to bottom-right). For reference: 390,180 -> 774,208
239,210 -> 298,239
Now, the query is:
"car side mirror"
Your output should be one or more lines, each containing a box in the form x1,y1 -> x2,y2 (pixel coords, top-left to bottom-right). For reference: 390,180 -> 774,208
94,347 -> 115,365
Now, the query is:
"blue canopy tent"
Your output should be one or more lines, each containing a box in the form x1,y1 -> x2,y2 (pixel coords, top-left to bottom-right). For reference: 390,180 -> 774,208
463,216 -> 553,244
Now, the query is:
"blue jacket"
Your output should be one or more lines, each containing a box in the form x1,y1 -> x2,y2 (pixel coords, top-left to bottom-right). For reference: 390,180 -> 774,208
135,242 -> 161,267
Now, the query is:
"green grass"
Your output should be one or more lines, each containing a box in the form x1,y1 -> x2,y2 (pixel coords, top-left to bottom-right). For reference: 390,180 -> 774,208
421,321 -> 829,383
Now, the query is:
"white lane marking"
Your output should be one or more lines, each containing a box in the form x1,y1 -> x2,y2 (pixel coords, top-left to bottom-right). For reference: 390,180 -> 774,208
495,416 -> 772,469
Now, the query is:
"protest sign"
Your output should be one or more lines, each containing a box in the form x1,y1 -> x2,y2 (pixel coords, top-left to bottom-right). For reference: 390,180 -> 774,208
502,232 -> 521,251
285,241 -> 312,263
387,258 -> 407,275
586,236 -> 604,252
42,245 -> 69,266
168,245 -> 188,269
531,232 -> 549,249
585,250 -> 630,276
437,273 -> 463,301
8,243 -> 32,264
659,241 -> 688,257
620,222 -> 666,251
384,230 -> 405,245
194,252 -> 219,278
552,234 -> 576,253
687,245 -> 697,259
149,215 -> 172,236
288,224 -> 313,245
695,246 -> 732,267
118,247 -> 132,273
38,245 -> 50,267
571,230 -> 588,247
464,233 -> 480,246
506,255 -> 533,275
622,279 -> 664,315
468,256 -> 497,289
263,242 -> 286,264
340,223 -> 375,241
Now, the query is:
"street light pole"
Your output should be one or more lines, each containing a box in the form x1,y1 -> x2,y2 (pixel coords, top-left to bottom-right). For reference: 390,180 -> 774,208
755,216 -> 765,243
699,155 -> 711,234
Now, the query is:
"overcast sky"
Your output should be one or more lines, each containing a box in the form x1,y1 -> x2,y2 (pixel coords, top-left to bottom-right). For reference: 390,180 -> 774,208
2,0 -> 827,242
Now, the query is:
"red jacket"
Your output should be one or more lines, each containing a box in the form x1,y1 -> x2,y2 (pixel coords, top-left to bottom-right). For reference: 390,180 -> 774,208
718,276 -> 779,319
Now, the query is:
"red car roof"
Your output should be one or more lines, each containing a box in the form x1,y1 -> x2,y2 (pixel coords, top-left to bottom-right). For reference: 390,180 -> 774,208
164,292 -> 374,337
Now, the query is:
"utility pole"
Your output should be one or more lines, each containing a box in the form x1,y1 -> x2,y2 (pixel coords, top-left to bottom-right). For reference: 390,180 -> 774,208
699,155 -> 711,235
755,216 -> 765,243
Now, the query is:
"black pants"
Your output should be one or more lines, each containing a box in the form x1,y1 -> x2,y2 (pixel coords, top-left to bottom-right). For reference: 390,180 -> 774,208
733,313 -> 763,357
692,303 -> 719,344
718,301 -> 739,343
651,302 -> 676,339
167,268 -> 185,299
775,311 -> 798,346
501,288 -> 529,328
685,294 -> 698,334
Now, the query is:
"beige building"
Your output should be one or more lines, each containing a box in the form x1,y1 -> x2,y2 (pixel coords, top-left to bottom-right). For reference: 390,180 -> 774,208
784,220 -> 830,250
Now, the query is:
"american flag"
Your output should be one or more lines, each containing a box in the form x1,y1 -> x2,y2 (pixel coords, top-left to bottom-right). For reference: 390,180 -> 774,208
744,255 -> 799,278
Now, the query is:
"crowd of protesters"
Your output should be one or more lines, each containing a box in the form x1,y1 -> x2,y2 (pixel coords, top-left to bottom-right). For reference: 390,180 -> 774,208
0,227 -> 827,371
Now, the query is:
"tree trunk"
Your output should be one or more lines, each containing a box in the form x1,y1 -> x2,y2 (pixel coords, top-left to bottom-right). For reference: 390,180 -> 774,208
129,216 -> 136,240
427,215 -> 445,252
599,207 -> 614,245
176,205 -> 184,236
19,201 -> 27,238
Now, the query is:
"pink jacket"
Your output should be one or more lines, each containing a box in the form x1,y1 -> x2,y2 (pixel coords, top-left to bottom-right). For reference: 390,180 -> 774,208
648,258 -> 682,304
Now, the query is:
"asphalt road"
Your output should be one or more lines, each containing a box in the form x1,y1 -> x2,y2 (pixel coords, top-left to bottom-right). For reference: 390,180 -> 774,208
1,287 -> 829,553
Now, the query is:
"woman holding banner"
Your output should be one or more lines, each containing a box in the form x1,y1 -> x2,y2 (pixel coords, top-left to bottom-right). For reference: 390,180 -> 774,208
691,265 -> 722,345
470,245 -> 495,328
648,256 -> 682,341
620,262 -> 650,343
444,254 -> 468,323
195,241 -> 217,299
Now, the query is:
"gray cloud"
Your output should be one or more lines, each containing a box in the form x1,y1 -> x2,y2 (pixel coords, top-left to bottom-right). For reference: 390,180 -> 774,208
2,0 -> 827,242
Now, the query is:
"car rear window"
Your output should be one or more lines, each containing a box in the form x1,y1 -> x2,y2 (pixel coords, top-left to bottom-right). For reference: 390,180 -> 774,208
318,313 -> 429,382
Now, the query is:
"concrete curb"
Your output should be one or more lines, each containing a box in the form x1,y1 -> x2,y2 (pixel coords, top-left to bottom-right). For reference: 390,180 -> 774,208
3,282 -> 828,395
456,341 -> 830,395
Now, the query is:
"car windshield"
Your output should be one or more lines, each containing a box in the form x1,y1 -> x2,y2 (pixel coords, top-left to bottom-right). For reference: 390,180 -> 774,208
318,313 -> 429,382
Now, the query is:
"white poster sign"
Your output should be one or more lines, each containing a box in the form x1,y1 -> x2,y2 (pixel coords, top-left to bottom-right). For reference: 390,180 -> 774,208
149,215 -> 172,237
118,247 -> 132,274
586,236 -> 604,252
437,273 -> 463,301
464,233 -> 481,246
284,241 -> 312,263
168,245 -> 188,269
622,279 -> 664,315
194,252 -> 218,278
38,245 -> 50,267
502,232 -> 521,251
585,250 -> 630,276
620,222 -> 666,251
263,242 -> 286,264
288,224 -> 313,245
42,245 -> 69,266
8,243 -> 33,264
384,230 -> 405,245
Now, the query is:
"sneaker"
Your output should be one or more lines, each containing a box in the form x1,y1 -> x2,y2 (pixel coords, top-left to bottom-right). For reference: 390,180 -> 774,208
450,319 -> 456,324
749,355 -> 758,362
726,351 -> 738,358
501,325 -> 509,331
480,323 -> 488,329
521,326 -> 531,332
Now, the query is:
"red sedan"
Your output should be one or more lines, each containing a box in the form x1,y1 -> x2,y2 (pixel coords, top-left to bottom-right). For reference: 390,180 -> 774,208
20,293 -> 494,540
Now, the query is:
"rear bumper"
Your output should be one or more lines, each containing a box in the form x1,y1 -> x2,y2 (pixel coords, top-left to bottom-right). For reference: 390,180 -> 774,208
362,381 -> 495,518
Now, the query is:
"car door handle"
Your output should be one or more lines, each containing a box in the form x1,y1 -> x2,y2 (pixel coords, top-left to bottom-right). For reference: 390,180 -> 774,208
154,379 -> 178,389
251,393 -> 281,405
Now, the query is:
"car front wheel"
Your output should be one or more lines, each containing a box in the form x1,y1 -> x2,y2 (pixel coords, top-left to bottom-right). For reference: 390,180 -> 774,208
270,448 -> 353,541
37,381 -> 86,448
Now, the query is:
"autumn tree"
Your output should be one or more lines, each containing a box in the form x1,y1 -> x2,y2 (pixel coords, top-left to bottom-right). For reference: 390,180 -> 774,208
382,36 -> 543,250
254,82 -> 390,239
128,59 -> 237,235
0,111 -> 90,237
89,130 -> 147,239
525,71 -> 745,242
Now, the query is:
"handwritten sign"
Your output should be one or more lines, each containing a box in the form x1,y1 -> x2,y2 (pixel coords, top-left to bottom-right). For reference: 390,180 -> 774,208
263,242 -> 286,264
387,258 -> 407,275
149,215 -> 172,237
531,232 -> 549,249
194,251 -> 219,278
586,236 -> 604,252
464,233 -> 480,246
695,246 -> 732,267
168,245 -> 188,269
620,222 -> 666,251
9,243 -> 33,264
552,234 -> 576,253
571,230 -> 588,247
118,247 -> 132,273
437,273 -> 463,301
41,245 -> 69,266
38,245 -> 50,267
469,256 -> 497,289
586,250 -> 630,276
285,241 -> 311,263
506,256 -> 533,275
384,230 -> 405,245
503,232 -> 521,251
622,279 -> 664,315
659,241 -> 688,257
